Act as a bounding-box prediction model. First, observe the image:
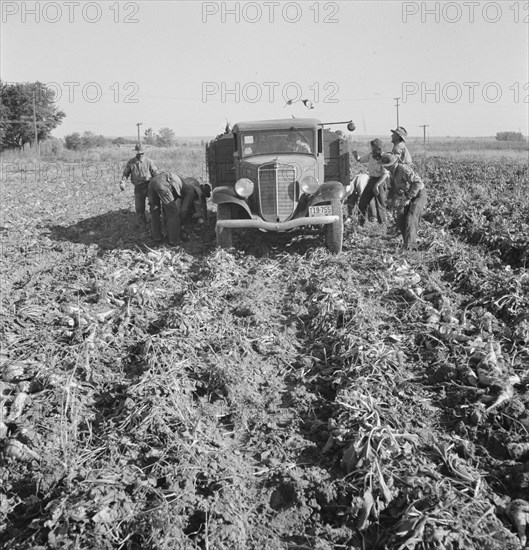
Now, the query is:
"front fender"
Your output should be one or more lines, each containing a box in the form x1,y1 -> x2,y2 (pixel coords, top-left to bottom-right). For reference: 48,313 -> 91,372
309,180 -> 345,205
212,186 -> 252,217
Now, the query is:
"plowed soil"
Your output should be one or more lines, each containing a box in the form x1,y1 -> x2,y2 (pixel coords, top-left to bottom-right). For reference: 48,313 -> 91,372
1,154 -> 528,549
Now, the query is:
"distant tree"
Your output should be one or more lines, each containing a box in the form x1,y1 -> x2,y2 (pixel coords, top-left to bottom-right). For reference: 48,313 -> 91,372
65,132 -> 82,150
156,127 -> 176,147
144,127 -> 157,146
496,131 -> 525,142
0,81 -> 66,150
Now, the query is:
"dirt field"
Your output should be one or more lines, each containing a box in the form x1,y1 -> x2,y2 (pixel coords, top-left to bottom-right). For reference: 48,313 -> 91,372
1,149 -> 528,549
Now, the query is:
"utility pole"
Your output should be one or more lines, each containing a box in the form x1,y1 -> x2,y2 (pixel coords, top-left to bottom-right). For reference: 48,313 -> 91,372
420,124 -> 430,145
394,97 -> 400,127
32,91 -> 39,156
136,122 -> 143,144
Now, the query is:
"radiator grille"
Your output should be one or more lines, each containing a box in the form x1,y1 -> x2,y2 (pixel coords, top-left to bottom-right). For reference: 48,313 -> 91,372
258,163 -> 297,222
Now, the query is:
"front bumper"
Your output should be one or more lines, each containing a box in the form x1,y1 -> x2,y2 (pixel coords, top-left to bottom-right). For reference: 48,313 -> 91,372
217,215 -> 339,231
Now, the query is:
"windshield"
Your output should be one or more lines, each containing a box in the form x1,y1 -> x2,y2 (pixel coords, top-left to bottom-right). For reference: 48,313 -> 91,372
240,129 -> 315,157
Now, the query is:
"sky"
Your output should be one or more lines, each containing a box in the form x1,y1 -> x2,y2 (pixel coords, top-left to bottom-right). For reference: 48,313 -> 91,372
1,0 -> 528,138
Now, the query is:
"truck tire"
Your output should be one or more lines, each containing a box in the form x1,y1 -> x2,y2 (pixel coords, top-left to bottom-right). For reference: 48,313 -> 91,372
324,199 -> 344,254
216,203 -> 233,249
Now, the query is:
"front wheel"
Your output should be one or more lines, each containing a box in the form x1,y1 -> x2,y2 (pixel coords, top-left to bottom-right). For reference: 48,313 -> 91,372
324,199 -> 344,254
216,203 -> 233,249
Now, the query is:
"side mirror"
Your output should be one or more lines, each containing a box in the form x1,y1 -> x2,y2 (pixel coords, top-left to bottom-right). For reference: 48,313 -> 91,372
347,122 -> 356,132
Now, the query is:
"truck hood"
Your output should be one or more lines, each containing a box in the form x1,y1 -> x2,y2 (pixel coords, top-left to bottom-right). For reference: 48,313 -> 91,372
240,154 -> 318,175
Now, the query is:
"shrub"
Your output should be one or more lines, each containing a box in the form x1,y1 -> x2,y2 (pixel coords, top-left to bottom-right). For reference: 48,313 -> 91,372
496,131 -> 525,142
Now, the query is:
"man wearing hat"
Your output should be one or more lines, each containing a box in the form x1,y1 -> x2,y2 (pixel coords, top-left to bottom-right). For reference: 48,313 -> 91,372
390,126 -> 412,165
380,153 -> 427,250
148,172 -> 211,245
120,144 -> 159,229
351,138 -> 389,225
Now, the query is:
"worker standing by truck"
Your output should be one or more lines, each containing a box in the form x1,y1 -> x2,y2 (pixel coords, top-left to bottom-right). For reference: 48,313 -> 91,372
390,127 -> 412,165
120,144 -> 159,230
352,138 -> 389,225
380,153 -> 427,250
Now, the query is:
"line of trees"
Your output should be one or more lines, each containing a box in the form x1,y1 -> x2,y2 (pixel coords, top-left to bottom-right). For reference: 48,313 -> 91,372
63,128 -> 181,150
1,80 -> 184,152
496,131 -> 526,142
63,132 -> 139,150
64,131 -> 113,150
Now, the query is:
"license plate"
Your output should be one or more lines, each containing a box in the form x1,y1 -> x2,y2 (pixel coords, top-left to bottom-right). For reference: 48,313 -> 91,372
308,205 -> 332,217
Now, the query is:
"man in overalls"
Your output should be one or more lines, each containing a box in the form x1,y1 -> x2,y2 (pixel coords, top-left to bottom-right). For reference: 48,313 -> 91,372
148,172 -> 210,245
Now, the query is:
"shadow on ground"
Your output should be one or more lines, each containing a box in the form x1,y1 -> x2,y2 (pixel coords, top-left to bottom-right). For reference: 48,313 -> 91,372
47,208 -> 151,251
47,210 -> 361,259
47,208 -> 218,255
47,209 -> 326,258
234,228 -> 330,258
47,209 -> 219,257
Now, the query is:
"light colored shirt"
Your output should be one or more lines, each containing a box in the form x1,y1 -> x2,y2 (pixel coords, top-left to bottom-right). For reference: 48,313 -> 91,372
392,142 -> 412,165
122,156 -> 159,186
357,153 -> 388,177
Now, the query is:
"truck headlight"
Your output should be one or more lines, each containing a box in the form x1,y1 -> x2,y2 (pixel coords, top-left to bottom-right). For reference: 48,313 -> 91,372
300,175 -> 319,194
235,178 -> 254,198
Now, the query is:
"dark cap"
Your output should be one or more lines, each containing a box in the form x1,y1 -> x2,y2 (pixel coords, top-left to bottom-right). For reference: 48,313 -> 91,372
370,138 -> 383,149
134,143 -> 145,153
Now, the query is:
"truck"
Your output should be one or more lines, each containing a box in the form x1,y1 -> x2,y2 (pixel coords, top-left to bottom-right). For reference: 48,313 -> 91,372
205,118 -> 353,253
